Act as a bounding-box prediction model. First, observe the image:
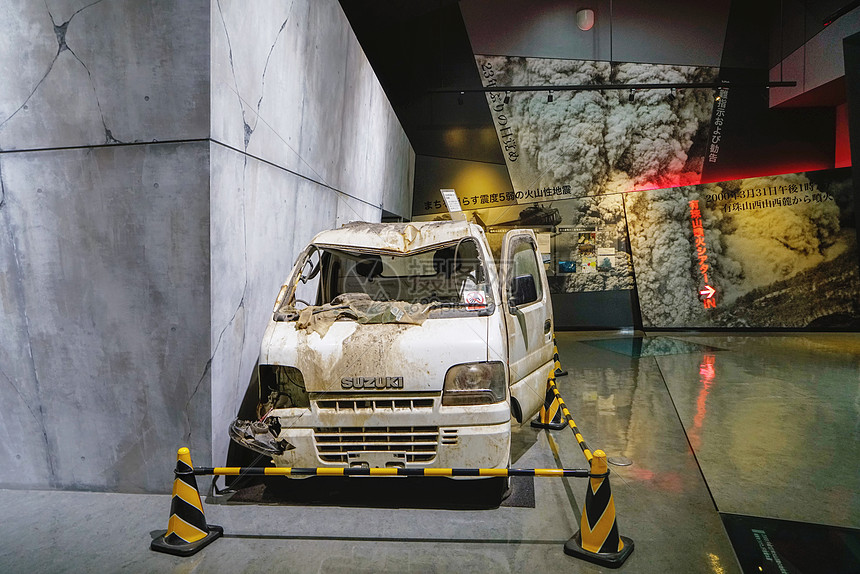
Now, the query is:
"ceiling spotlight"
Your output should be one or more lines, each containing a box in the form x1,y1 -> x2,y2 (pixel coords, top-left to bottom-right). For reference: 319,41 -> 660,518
667,87 -> 676,101
714,90 -> 721,102
458,91 -> 464,105
547,90 -> 554,103
628,89 -> 635,102
576,8 -> 595,31
503,91 -> 511,104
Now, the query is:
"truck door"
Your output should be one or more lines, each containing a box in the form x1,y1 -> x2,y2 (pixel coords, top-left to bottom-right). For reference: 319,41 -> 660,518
500,230 -> 554,423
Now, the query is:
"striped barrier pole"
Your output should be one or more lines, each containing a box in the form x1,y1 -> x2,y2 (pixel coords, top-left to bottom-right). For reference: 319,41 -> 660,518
151,448 -> 223,557
194,466 -> 592,478
547,376 -> 594,463
155,440 -> 633,566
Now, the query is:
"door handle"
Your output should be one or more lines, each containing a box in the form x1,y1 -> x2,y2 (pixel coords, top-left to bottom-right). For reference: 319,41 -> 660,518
544,319 -> 551,334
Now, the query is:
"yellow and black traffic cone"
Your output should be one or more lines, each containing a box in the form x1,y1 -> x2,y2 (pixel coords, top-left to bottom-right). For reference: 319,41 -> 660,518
553,336 -> 568,377
530,374 -> 567,430
565,449 -> 634,568
151,447 -> 223,556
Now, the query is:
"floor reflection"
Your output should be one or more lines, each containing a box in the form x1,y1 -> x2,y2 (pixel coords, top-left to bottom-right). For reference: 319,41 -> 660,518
561,332 -> 860,529
655,333 -> 860,528
555,331 -> 860,572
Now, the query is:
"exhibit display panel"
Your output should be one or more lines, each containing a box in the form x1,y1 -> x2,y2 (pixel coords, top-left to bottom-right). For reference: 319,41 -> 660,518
626,168 -> 859,328
411,52 -> 858,330
415,167 -> 858,329
415,195 -> 635,296
413,57 -> 720,223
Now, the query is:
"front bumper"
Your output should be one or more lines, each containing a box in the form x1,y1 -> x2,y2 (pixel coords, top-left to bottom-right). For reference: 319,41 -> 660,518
229,395 -> 512,471
268,421 -> 511,470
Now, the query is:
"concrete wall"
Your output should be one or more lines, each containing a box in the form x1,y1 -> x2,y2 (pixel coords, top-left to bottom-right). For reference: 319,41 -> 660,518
0,0 -> 212,492
0,144 -> 212,491
0,0 -> 413,492
207,0 -> 414,470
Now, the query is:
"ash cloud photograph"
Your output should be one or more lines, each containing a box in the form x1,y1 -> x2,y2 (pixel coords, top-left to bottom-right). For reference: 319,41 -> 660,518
477,55 -> 718,197
626,168 -> 859,328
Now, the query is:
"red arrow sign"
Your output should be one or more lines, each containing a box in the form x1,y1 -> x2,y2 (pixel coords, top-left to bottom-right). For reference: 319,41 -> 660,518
699,285 -> 716,299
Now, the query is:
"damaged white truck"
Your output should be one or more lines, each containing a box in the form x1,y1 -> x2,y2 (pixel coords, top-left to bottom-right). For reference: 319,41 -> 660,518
229,220 -> 555,481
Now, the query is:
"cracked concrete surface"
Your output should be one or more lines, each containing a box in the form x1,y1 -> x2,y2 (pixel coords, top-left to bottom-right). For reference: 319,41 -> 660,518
0,143 -> 212,492
207,0 -> 413,471
0,0 -> 413,493
0,0 -> 209,150
0,160 -> 56,487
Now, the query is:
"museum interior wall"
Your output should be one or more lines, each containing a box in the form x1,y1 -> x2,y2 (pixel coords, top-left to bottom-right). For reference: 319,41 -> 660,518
0,0 -> 213,492
410,1 -> 860,331
0,0 -> 413,492
207,0 -> 413,476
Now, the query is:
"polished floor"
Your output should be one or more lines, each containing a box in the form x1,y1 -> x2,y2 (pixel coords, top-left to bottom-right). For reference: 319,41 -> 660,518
1,331 -> 858,573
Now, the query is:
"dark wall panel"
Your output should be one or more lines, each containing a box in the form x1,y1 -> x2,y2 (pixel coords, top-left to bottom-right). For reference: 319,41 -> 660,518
552,291 -> 637,330
846,31 -> 860,242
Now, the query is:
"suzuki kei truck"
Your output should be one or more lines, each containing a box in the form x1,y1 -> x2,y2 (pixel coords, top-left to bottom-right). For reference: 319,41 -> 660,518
229,220 -> 555,483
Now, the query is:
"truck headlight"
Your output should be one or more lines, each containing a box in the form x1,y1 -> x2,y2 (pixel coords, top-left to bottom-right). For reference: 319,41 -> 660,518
442,361 -> 506,406
259,365 -> 309,409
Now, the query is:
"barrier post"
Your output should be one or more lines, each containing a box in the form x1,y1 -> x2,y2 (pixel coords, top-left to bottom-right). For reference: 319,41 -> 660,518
151,447 -> 223,556
532,333 -> 568,430
564,450 -> 634,568
553,335 -> 568,377
530,371 -> 568,430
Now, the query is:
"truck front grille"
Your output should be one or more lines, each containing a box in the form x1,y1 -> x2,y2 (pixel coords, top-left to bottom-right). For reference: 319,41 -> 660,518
313,426 -> 439,463
315,398 -> 434,412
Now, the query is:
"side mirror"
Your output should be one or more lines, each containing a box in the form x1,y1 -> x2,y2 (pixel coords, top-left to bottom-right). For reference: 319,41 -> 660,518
300,259 -> 320,284
509,274 -> 537,308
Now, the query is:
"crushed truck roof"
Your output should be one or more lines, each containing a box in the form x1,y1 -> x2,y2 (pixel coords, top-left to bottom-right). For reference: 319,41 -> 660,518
311,220 -> 485,253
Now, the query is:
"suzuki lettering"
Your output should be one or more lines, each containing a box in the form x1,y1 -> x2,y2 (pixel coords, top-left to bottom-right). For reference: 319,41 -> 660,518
341,377 -> 404,390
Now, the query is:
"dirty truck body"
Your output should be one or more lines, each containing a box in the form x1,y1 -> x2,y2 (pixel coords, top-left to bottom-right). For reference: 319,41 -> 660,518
230,221 -> 555,473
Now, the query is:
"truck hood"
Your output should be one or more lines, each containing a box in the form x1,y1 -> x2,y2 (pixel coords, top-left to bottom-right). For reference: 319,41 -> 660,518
261,317 -> 491,393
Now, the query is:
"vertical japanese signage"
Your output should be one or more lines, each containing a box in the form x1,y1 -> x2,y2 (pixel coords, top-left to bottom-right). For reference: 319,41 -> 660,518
479,59 -> 519,162
689,200 -> 717,309
708,87 -> 729,164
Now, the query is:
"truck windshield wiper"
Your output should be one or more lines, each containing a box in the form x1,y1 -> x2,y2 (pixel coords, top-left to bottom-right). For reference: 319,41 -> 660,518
427,301 -> 495,315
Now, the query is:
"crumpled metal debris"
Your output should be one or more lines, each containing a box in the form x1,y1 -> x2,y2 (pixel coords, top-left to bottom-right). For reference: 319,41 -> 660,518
229,419 -> 291,456
294,293 -> 433,337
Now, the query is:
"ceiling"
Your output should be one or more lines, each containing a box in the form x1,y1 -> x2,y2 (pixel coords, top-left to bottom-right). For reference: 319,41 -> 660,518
338,1 -> 502,164
339,0 -> 857,166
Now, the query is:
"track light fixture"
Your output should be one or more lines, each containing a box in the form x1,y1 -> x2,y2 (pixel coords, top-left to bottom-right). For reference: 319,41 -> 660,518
503,91 -> 511,104
434,80 -> 795,98
547,90 -> 554,103
714,90 -> 721,102
458,91 -> 464,105
667,87 -> 676,101
628,89 -> 635,102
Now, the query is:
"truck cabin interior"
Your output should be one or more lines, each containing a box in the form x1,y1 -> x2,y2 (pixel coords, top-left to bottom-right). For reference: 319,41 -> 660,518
294,237 -> 494,307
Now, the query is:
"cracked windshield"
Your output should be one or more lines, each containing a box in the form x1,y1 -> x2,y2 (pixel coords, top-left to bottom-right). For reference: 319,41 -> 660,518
284,238 -> 495,329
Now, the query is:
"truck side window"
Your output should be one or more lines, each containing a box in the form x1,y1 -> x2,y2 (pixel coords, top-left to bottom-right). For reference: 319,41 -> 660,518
509,239 -> 543,305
